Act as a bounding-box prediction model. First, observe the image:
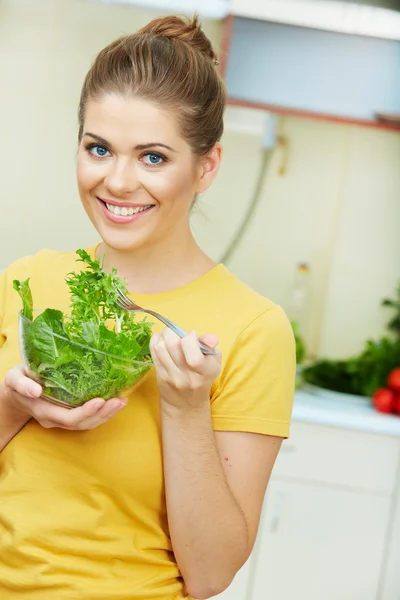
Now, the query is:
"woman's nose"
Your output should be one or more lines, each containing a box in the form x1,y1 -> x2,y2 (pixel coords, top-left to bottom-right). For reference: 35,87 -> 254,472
104,160 -> 138,197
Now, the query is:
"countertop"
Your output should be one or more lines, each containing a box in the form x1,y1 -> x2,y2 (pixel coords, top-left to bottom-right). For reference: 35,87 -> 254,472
293,385 -> 400,437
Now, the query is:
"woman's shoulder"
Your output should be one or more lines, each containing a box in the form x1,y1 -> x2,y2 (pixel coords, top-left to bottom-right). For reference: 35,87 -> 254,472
2,246 -> 95,281
0,247 -> 97,313
207,264 -> 286,327
189,264 -> 295,364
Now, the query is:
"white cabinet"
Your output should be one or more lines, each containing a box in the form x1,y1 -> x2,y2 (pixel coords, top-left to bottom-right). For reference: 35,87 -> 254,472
380,473 -> 400,600
215,420 -> 400,600
220,420 -> 400,600
252,479 -> 391,600
273,421 -> 399,494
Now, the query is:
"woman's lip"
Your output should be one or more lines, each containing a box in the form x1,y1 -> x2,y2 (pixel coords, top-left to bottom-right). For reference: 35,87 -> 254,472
97,197 -> 154,225
97,196 -> 153,208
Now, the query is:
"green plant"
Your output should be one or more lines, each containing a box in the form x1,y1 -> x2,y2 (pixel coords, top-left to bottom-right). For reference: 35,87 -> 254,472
302,282 -> 400,397
382,282 -> 400,336
291,321 -> 306,364
303,337 -> 400,397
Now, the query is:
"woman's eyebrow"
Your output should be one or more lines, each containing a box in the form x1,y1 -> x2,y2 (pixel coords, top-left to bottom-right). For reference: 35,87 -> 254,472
135,143 -> 176,152
83,133 -> 110,147
83,133 -> 176,153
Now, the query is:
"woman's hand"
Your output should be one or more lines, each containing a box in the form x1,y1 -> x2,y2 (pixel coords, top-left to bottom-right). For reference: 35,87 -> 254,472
3,365 -> 127,430
150,328 -> 221,413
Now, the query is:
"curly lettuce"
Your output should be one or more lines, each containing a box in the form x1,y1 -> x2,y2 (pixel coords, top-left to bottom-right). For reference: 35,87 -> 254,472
14,249 -> 153,405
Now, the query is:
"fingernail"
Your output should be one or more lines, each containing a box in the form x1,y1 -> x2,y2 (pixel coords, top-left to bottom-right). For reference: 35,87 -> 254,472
108,399 -> 125,411
28,383 -> 41,397
151,333 -> 161,345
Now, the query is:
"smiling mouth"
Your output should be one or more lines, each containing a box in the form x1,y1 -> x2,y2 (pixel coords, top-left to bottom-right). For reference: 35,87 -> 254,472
97,197 -> 155,217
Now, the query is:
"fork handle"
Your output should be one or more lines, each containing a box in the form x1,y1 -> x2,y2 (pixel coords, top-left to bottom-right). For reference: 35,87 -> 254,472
144,310 -> 219,356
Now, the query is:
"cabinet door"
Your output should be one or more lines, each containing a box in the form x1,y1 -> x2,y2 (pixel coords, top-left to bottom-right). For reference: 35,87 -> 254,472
381,477 -> 400,600
251,479 -> 391,600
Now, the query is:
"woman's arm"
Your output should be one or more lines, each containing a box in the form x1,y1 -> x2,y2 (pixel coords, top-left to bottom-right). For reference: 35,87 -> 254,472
161,402 -> 281,599
151,329 -> 283,599
0,380 -> 32,451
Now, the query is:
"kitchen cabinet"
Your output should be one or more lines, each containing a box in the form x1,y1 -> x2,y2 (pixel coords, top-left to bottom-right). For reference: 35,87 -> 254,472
214,406 -> 400,600
380,476 -> 400,600
252,479 -> 390,600
250,421 -> 398,600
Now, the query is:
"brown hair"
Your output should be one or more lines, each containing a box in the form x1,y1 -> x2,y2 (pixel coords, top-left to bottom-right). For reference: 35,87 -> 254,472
78,15 -> 227,155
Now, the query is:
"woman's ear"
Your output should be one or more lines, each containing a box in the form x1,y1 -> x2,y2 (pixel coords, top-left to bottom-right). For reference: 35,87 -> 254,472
196,143 -> 223,194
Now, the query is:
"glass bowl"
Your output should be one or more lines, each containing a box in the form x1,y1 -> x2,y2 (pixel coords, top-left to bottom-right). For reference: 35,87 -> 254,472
18,311 -> 153,408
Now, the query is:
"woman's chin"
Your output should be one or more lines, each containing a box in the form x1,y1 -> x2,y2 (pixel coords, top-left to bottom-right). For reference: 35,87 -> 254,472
99,232 -> 147,253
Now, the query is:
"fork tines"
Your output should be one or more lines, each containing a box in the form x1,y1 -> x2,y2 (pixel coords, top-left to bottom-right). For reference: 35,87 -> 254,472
116,287 -> 133,309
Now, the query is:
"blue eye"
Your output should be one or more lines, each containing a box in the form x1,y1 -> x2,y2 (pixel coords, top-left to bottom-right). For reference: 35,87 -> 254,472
142,153 -> 165,166
87,144 -> 110,158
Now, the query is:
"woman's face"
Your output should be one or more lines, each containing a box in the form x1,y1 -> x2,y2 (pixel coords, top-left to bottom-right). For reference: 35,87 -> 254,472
76,94 -> 220,253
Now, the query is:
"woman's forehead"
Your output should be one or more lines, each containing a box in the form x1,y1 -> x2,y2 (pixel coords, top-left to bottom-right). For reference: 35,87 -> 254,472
83,95 -> 183,144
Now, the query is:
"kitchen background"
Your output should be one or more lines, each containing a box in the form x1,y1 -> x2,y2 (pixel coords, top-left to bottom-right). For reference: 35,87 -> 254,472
1,0 -> 400,599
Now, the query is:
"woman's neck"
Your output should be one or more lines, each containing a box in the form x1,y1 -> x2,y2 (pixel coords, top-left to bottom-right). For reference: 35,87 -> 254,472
96,234 -> 216,294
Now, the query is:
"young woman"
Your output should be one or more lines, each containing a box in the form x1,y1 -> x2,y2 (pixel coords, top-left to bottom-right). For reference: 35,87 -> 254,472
0,15 -> 295,600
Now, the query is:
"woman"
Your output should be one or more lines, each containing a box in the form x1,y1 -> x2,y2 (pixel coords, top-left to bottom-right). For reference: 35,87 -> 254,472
0,15 -> 295,600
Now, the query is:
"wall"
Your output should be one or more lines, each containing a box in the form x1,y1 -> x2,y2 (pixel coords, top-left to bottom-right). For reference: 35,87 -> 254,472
0,0 -> 222,266
192,114 -> 400,358
1,0 -> 400,359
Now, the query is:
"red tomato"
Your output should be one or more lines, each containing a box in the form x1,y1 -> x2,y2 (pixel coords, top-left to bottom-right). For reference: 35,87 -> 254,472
388,368 -> 400,392
394,394 -> 400,417
373,388 -> 396,414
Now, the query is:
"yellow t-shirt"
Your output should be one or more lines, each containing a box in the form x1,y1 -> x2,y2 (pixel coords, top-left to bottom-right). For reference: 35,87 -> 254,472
0,247 -> 295,600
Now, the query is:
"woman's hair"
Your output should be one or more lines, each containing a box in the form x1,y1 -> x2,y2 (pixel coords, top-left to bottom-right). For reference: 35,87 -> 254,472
78,15 -> 227,155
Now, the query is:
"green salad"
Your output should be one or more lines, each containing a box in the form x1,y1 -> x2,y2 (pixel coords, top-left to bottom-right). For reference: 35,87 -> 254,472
14,250 -> 153,406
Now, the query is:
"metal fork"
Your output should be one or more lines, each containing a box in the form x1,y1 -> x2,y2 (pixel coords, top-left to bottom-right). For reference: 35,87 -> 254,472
116,288 -> 219,356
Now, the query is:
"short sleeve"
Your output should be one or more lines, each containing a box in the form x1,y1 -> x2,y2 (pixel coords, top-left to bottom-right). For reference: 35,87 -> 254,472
211,305 -> 296,438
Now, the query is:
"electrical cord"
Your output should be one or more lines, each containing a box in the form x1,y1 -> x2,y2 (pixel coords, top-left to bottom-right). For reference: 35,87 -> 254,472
218,147 -> 274,264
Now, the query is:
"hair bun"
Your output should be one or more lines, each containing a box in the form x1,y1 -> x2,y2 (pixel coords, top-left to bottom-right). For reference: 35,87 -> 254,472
138,15 -> 219,65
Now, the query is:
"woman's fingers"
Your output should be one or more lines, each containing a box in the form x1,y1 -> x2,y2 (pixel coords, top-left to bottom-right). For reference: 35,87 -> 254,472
180,331 -> 205,372
161,328 -> 187,368
181,332 -> 221,374
30,396 -> 102,426
3,365 -> 128,431
198,333 -> 219,350
70,398 -> 128,430
151,332 -> 181,376
32,397 -> 127,430
5,365 -> 42,398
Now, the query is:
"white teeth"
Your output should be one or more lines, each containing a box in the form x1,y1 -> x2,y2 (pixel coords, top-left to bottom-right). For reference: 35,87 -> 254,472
105,202 -> 153,216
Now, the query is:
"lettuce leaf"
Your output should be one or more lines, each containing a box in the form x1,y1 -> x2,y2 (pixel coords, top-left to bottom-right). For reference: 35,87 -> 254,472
13,279 -> 33,320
